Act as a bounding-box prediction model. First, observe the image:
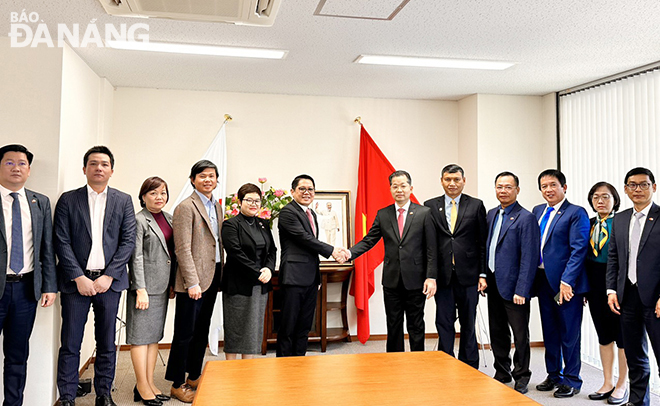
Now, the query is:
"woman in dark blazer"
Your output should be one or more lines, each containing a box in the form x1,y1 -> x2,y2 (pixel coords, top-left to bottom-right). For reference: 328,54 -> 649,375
585,182 -> 628,404
128,177 -> 175,405
221,183 -> 276,359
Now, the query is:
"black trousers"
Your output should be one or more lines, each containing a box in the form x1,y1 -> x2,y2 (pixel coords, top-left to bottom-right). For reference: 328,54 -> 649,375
0,275 -> 37,406
277,283 -> 318,357
621,282 -> 660,406
487,275 -> 531,385
165,271 -> 220,386
382,278 -> 426,352
434,275 -> 479,368
58,289 -> 121,400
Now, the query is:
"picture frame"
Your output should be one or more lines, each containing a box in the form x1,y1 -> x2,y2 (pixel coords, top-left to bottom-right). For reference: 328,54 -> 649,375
313,191 -> 352,266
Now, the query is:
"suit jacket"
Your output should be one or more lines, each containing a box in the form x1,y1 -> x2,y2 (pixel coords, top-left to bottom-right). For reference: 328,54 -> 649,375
278,201 -> 333,287
486,202 -> 540,300
221,214 -> 276,296
172,191 -> 223,293
424,194 -> 488,287
607,203 -> 660,307
532,200 -> 590,295
54,186 -> 137,294
350,203 -> 437,290
128,208 -> 175,295
0,189 -> 57,300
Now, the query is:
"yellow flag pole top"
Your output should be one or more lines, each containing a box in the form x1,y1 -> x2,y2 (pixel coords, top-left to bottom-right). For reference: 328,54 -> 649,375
224,114 -> 233,123
354,116 -> 362,124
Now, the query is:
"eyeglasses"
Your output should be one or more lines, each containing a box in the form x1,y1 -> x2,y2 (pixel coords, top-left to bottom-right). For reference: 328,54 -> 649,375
625,182 -> 652,191
243,198 -> 262,206
495,185 -> 515,191
591,194 -> 611,202
297,187 -> 315,194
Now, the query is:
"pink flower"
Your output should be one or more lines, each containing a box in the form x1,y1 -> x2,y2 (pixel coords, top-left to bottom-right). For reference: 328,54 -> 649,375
231,203 -> 238,209
258,177 -> 267,184
225,210 -> 232,215
231,195 -> 238,203
258,207 -> 272,219
231,208 -> 240,216
274,189 -> 284,197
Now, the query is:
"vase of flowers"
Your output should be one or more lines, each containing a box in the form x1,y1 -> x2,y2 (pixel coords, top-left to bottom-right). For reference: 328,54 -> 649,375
223,177 -> 292,228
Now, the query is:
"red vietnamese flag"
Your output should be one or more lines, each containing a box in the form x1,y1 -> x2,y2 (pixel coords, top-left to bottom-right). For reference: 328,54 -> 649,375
350,124 -> 418,344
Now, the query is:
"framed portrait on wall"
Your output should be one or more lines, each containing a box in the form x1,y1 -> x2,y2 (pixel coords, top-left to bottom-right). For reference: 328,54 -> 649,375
313,191 -> 352,266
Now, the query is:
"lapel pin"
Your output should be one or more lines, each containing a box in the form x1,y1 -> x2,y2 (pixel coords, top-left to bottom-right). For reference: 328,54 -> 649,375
439,208 -> 443,212
510,217 -> 514,221
409,211 -> 414,215
31,199 -> 37,203
650,218 -> 654,221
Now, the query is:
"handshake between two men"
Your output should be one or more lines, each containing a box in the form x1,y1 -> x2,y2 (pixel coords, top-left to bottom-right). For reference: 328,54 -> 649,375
331,247 -> 351,264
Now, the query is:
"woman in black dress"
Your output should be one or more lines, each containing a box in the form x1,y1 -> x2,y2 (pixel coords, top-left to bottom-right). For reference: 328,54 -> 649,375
585,182 -> 628,404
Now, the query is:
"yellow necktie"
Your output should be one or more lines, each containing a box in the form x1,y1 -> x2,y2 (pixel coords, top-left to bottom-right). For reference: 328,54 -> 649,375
450,199 -> 457,232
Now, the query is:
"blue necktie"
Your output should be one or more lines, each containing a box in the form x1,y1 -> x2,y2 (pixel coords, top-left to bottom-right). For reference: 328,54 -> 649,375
488,209 -> 504,272
9,192 -> 23,273
539,207 -> 554,265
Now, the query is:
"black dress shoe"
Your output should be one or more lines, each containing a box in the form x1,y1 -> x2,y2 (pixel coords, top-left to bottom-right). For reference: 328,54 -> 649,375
536,378 -> 558,391
589,388 -> 615,400
134,385 -> 163,406
59,400 -> 76,406
494,374 -> 512,384
95,395 -> 117,406
607,389 -> 628,405
514,381 -> 529,394
155,393 -> 171,402
554,384 -> 580,398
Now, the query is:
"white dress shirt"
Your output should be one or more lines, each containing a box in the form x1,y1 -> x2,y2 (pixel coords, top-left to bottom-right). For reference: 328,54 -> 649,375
395,200 -> 412,226
0,184 -> 33,275
86,185 -> 107,270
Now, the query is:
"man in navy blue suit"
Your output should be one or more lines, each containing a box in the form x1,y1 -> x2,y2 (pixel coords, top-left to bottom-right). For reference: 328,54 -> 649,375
54,146 -> 136,406
485,172 -> 539,394
532,169 -> 590,398
0,144 -> 57,406
607,167 -> 660,406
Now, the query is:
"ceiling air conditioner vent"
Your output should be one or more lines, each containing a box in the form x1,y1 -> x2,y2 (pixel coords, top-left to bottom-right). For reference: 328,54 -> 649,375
97,0 -> 282,27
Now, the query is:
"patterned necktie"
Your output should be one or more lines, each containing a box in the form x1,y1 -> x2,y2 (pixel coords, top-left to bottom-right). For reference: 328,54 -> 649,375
9,192 -> 23,274
397,208 -> 405,238
306,208 -> 316,236
629,212 -> 644,284
488,209 -> 504,272
590,217 -> 609,257
450,199 -> 457,232
539,206 -> 554,265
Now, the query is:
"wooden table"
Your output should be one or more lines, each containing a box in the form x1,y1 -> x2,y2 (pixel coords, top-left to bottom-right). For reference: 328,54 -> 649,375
193,351 -> 540,406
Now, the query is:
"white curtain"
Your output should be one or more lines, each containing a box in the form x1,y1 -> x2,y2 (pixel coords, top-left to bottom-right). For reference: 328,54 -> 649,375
560,68 -> 660,393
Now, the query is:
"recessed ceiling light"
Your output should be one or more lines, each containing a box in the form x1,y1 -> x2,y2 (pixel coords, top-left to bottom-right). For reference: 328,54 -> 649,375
354,55 -> 515,70
106,40 -> 288,59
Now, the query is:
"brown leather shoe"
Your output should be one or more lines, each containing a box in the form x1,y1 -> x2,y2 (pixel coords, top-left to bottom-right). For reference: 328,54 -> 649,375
170,384 -> 195,403
186,377 -> 201,390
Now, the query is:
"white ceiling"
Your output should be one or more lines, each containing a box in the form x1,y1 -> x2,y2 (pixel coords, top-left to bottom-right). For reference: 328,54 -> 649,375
3,0 -> 660,100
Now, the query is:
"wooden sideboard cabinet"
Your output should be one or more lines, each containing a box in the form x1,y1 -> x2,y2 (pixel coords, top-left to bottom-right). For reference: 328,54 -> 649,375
261,266 -> 353,354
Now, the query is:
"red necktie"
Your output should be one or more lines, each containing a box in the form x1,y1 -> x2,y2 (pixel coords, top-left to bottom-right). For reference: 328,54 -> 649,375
306,209 -> 316,236
397,208 -> 405,237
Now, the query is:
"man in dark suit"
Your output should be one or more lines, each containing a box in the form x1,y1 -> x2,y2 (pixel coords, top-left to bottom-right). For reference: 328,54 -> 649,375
348,170 -> 437,352
607,167 -> 660,406
277,174 -> 344,357
54,146 -> 136,406
166,160 -> 223,403
485,171 -> 539,394
533,169 -> 589,398
424,164 -> 487,368
0,144 -> 57,406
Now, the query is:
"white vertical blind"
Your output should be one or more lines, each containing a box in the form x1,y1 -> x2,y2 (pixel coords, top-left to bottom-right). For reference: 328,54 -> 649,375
560,68 -> 660,393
